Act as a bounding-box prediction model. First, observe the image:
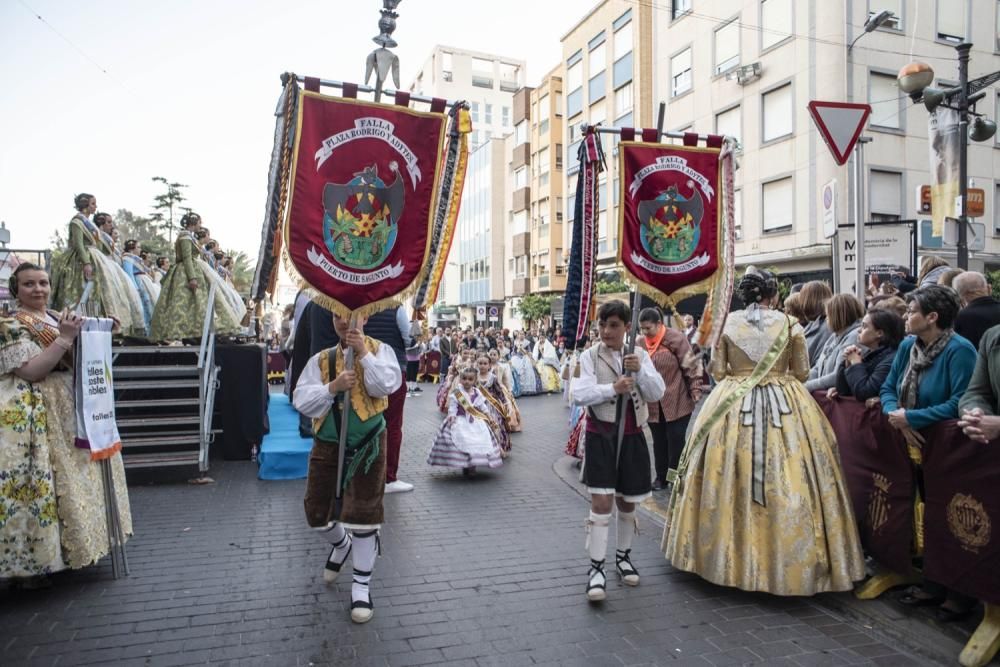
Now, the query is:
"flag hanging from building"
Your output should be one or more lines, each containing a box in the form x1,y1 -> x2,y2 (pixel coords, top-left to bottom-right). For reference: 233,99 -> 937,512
561,129 -> 604,350
283,89 -> 449,318
617,137 -> 736,348
928,107 -> 960,237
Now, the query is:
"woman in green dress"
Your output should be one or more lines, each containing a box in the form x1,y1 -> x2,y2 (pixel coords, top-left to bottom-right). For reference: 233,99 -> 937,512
50,197 -> 144,334
50,193 -> 100,313
149,212 -> 243,342
91,213 -> 146,336
0,263 -> 133,584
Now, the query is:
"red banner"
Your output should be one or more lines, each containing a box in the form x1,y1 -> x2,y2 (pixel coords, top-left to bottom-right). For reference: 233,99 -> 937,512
617,143 -> 722,301
923,422 -> 1000,605
813,393 -> 915,575
284,91 -> 447,315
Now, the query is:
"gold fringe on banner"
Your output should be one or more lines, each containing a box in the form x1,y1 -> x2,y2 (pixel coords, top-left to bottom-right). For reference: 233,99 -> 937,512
423,107 -> 472,307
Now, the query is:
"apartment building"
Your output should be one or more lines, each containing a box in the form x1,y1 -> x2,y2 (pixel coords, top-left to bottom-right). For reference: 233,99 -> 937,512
504,68 -> 569,328
560,0 -> 656,272
455,137 -> 508,328
407,46 -> 525,320
653,0 -> 1000,282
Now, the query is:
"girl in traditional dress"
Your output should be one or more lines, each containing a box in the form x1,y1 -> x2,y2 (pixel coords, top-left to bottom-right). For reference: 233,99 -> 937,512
427,367 -> 504,476
0,263 -> 133,585
534,336 -> 563,393
663,267 -> 864,596
149,212 -> 243,342
489,347 -> 519,425
121,239 -> 158,333
477,353 -> 520,442
510,333 -> 541,397
153,256 -> 170,284
139,250 -> 162,301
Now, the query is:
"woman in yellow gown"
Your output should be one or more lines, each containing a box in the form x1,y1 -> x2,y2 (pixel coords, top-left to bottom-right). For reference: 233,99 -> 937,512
662,267 -> 864,595
0,263 -> 132,583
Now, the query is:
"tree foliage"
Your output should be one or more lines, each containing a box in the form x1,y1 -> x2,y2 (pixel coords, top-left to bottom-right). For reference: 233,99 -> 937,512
151,176 -> 188,243
516,293 -> 551,325
114,208 -> 171,257
226,250 -> 255,295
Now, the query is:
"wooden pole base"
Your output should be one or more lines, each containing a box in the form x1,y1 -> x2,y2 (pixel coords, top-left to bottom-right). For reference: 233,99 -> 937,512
854,569 -> 919,600
960,603 -> 1000,667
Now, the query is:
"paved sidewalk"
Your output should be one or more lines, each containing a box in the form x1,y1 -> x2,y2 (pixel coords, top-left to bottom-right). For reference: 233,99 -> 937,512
1,389 -> 941,666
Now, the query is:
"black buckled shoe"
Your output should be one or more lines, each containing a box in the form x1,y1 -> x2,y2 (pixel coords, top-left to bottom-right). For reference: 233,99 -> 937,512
616,549 -> 639,586
586,559 -> 607,602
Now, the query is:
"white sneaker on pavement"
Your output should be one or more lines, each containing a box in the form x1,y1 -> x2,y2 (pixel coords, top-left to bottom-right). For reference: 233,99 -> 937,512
385,480 -> 414,493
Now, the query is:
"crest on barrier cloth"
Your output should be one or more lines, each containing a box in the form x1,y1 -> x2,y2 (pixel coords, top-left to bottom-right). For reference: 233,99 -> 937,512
948,492 -> 991,553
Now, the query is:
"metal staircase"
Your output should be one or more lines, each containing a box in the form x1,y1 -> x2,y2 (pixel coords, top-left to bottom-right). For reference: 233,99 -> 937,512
112,285 -> 221,471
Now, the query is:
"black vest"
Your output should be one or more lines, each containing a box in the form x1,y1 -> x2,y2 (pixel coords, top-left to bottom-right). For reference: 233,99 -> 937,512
363,307 -> 408,371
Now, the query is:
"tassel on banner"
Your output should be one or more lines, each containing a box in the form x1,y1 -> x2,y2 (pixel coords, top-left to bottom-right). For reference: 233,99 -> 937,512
250,73 -> 300,303
561,127 -> 605,350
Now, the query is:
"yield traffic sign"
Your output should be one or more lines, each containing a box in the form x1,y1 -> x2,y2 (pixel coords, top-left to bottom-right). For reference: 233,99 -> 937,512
808,101 -> 872,166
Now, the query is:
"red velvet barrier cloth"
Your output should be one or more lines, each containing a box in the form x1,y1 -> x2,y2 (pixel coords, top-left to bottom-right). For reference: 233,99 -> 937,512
813,393 -> 914,574
922,421 -> 1000,605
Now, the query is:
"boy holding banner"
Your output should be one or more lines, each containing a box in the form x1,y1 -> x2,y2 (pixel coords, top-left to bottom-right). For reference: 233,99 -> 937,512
572,300 -> 665,602
293,311 -> 402,624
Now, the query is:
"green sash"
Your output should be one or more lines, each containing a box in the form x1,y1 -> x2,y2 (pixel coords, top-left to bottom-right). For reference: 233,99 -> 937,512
666,314 -> 791,489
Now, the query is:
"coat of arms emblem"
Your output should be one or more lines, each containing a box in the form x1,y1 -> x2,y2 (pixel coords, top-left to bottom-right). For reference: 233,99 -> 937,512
636,182 -> 705,264
947,492 -> 991,553
322,162 -> 404,270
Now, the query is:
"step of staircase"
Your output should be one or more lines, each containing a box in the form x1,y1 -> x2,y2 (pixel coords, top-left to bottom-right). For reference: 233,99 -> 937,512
122,451 -> 201,469
120,434 -> 202,448
114,345 -> 200,355
114,378 -> 200,391
117,415 -> 201,428
113,365 -> 200,379
115,398 -> 201,409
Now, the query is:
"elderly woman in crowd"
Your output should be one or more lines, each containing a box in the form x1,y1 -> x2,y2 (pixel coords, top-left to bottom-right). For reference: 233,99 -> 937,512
958,323 -> 1000,443
880,284 -> 978,621
782,292 -> 807,327
805,294 -> 865,393
829,309 -> 905,402
868,295 -> 908,319
798,281 -> 834,365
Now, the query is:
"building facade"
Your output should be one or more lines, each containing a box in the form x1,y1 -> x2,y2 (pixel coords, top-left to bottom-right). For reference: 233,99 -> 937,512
560,0 -> 656,272
407,45 -> 525,319
652,0 -> 1000,283
503,68 -> 570,329
456,137 -> 508,329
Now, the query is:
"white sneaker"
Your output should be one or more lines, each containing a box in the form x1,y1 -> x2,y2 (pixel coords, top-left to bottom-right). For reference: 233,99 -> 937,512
385,480 -> 414,493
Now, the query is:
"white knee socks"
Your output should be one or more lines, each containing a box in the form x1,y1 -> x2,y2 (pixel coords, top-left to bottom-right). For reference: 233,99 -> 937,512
351,530 -> 379,603
586,511 -> 611,563
617,510 -> 637,552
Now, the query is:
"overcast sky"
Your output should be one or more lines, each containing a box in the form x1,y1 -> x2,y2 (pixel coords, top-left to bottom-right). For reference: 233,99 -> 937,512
0,0 -> 578,258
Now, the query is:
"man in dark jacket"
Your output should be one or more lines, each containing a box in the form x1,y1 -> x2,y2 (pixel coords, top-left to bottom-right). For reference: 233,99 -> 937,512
959,324 -> 1000,443
954,272 -> 1000,350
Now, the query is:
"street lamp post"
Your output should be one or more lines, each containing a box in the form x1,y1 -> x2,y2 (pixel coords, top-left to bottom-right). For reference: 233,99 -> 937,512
898,44 -> 1000,271
956,43 -> 971,270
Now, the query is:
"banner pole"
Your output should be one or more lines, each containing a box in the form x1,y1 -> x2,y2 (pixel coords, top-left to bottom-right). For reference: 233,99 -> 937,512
614,102 -> 666,471
334,316 -> 358,507
290,75 -> 459,109
581,122 -> 725,146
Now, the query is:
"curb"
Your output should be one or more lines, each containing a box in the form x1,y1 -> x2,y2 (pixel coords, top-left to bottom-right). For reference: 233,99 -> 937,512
551,451 -> 976,666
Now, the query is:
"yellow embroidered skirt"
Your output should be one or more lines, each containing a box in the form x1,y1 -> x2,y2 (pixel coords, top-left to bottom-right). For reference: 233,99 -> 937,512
662,376 -> 864,595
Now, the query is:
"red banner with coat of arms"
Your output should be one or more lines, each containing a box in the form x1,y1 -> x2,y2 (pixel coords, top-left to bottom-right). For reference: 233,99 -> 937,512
617,143 -> 725,302
284,91 -> 447,317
